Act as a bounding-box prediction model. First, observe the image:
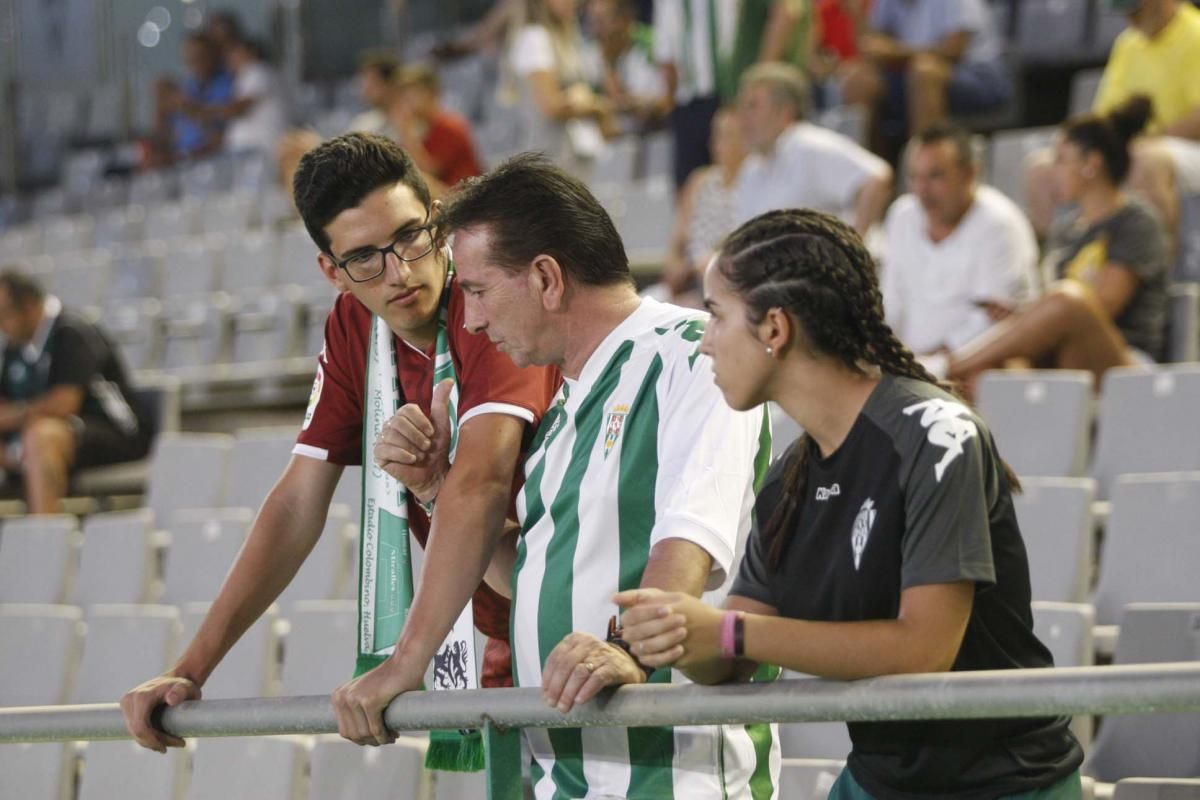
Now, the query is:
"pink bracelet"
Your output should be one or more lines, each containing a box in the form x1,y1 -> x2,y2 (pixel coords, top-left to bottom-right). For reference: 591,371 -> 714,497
719,611 -> 739,659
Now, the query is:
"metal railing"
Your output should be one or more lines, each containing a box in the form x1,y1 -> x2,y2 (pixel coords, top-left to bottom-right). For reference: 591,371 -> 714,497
4,664 -> 1200,798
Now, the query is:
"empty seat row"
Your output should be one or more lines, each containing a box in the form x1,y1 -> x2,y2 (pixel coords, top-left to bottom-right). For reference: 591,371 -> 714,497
977,364 -> 1200,496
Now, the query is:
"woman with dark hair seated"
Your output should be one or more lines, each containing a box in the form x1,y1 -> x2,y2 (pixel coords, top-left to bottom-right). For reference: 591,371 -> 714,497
942,95 -> 1168,391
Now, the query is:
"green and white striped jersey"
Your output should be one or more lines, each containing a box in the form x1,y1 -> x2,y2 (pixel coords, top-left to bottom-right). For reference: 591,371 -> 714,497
513,298 -> 779,800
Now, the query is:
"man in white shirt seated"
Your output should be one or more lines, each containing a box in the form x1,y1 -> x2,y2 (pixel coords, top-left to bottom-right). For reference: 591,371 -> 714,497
734,62 -> 893,237
881,124 -> 1039,358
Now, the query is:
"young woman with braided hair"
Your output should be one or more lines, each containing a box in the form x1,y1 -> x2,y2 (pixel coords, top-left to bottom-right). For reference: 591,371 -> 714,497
616,209 -> 1084,799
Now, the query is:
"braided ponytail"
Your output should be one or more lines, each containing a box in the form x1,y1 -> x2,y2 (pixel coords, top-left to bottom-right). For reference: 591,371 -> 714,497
716,209 -> 1018,571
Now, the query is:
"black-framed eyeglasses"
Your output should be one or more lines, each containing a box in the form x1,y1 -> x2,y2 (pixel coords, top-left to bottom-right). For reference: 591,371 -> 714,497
332,221 -> 438,283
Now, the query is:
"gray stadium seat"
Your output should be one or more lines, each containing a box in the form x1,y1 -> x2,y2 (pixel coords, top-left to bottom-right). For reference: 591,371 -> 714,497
1031,601 -> 1095,747
330,465 -> 363,528
0,604 -> 83,705
161,508 -> 254,605
200,191 -> 258,236
1177,194 -> 1200,283
184,737 -> 305,800
1013,478 -> 1095,603
279,225 -> 325,289
220,229 -> 280,293
0,514 -> 81,604
179,159 -> 234,200
0,742 -> 75,800
778,758 -> 844,800
109,241 -> 166,303
1091,366 -> 1200,499
180,602 -> 281,699
42,213 -> 95,252
162,235 -> 223,297
223,427 -> 303,510
101,297 -> 163,371
300,290 -> 338,359
1093,474 -> 1200,625
278,505 -> 354,605
278,600 -> 357,696
93,205 -> 145,249
1114,778 -> 1200,800
779,671 -> 853,760
144,201 -> 199,242
433,769 -> 488,800
308,735 -> 431,800
1167,283 -> 1200,363
986,127 -> 1057,210
129,170 -> 177,207
144,433 -> 234,523
1068,68 -> 1105,118
72,604 -> 180,704
46,249 -> 112,310
227,289 -> 304,364
1014,0 -> 1088,60
977,370 -> 1093,478
1085,603 -> 1200,782
78,740 -> 179,800
159,294 -> 232,373
73,509 -> 155,606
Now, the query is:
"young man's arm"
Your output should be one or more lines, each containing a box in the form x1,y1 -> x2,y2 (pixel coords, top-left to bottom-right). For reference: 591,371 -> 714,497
121,455 -> 342,751
330,410 -> 526,746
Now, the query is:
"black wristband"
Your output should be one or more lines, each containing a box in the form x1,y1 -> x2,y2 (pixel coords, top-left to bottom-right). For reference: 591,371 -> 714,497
734,612 -> 746,658
607,615 -> 655,680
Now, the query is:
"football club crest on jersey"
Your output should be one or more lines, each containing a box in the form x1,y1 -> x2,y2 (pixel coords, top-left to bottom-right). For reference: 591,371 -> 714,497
602,404 -> 630,459
302,364 -> 324,431
851,498 -> 876,571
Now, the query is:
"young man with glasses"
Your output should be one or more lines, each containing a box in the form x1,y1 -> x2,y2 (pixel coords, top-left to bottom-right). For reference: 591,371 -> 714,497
121,133 -> 560,752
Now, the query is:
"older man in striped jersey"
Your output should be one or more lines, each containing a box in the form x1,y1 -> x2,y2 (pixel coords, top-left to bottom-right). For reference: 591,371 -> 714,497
441,153 -> 780,800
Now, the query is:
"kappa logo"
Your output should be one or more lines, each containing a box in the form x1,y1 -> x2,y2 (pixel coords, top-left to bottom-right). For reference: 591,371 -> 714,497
851,498 -> 876,570
902,398 -> 979,482
815,483 -> 841,501
602,404 -> 630,459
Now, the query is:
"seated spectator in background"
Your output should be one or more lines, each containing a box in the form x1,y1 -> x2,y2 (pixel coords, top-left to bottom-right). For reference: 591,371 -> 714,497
810,0 -> 870,109
0,271 -> 152,514
149,32 -> 234,165
1030,0 -> 1200,253
945,97 -> 1168,392
882,124 -> 1038,358
221,38 -> 288,156
644,106 -> 746,307
508,0 -> 616,171
842,0 -> 1009,147
585,0 -> 667,129
734,62 -> 892,237
349,51 -> 404,137
390,65 -> 484,192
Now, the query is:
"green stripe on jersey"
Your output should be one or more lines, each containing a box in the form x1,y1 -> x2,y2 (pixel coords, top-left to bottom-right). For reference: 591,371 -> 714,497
615,354 -> 676,799
537,342 -> 635,798
747,663 -> 782,800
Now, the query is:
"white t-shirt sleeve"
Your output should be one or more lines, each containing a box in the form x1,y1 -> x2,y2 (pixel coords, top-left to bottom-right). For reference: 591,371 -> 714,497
806,128 -> 892,210
881,201 -> 909,339
651,328 -> 765,589
945,194 -> 1040,349
511,25 -> 556,77
235,63 -> 270,101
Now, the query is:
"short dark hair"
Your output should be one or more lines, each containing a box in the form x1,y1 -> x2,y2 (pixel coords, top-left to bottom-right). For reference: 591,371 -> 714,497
0,269 -> 46,307
912,123 -> 977,168
292,132 -> 432,254
1062,94 -> 1153,185
358,50 -> 400,82
439,153 -> 631,287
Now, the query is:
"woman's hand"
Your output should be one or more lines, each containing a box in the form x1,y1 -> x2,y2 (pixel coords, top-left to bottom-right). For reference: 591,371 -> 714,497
613,589 -> 723,668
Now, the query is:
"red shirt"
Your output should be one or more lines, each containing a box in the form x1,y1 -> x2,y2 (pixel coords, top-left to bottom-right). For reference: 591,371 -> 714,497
818,0 -> 867,60
423,111 -> 483,187
295,277 -> 561,686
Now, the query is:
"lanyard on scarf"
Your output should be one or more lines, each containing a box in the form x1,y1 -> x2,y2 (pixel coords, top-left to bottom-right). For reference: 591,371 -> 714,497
354,262 -> 480,704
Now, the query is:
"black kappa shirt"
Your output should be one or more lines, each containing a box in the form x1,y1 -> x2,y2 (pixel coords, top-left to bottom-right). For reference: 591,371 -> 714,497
732,375 -> 1083,799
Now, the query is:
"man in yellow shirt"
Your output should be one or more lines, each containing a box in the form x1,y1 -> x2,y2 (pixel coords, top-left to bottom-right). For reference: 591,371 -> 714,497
1094,0 -> 1200,253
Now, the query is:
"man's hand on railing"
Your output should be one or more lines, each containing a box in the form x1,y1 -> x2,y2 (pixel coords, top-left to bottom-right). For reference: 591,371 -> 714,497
541,632 -> 647,714
331,657 -> 424,747
120,674 -> 202,753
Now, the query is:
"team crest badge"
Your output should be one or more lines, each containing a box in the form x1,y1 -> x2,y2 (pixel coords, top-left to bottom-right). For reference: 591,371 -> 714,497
851,498 -> 876,571
602,404 -> 630,459
302,365 -> 324,431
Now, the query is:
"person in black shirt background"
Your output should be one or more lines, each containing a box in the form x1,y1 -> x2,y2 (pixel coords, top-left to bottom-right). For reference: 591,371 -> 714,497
616,209 -> 1084,799
0,269 -> 152,514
